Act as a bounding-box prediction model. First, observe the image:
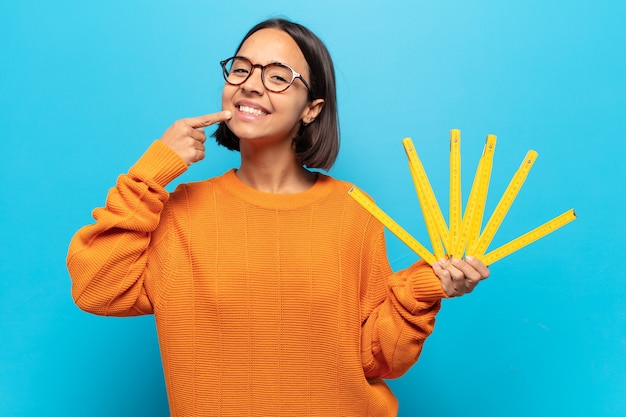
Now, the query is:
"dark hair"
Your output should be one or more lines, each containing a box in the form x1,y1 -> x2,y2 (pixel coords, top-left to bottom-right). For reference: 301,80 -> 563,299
213,18 -> 340,171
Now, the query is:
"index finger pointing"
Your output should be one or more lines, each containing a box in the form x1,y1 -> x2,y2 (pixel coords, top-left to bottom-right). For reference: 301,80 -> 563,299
185,111 -> 232,128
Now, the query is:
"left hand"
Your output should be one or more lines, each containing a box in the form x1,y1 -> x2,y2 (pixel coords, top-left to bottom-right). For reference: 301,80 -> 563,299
432,256 -> 490,297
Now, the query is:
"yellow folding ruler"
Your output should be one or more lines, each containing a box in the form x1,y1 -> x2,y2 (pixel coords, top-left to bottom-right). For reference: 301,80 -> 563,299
348,131 -> 576,266
348,186 -> 438,266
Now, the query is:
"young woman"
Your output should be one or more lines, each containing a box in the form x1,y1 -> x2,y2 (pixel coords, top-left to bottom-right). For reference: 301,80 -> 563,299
67,18 -> 490,417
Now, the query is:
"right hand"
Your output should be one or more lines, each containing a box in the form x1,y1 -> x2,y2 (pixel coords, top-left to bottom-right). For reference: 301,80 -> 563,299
159,111 -> 232,166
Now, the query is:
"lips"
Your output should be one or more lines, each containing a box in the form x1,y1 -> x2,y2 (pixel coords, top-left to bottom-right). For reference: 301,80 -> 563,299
234,101 -> 271,117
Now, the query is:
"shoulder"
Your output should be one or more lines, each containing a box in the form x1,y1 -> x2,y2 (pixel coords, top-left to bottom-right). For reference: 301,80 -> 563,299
319,174 -> 374,204
317,173 -> 352,194
168,169 -> 234,205
318,174 -> 381,225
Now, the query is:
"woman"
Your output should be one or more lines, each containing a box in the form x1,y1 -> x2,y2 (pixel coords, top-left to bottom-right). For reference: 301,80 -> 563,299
67,18 -> 489,417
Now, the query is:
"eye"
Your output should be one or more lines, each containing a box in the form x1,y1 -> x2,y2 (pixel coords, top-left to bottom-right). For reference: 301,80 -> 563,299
229,58 -> 251,77
231,67 -> 250,75
270,74 -> 289,83
265,64 -> 293,86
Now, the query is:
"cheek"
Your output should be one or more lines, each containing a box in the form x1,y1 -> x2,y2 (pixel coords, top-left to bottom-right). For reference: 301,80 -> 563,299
221,86 -> 238,132
221,86 -> 232,111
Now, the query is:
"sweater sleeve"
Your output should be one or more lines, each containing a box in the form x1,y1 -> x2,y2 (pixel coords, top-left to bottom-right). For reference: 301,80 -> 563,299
66,141 -> 187,316
360,225 -> 448,379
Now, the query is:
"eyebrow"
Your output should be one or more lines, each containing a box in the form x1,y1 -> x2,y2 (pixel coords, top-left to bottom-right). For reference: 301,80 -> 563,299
234,53 -> 311,82
236,55 -> 290,67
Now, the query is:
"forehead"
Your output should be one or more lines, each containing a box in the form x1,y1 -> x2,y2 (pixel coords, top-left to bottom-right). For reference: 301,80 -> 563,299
237,28 -> 308,72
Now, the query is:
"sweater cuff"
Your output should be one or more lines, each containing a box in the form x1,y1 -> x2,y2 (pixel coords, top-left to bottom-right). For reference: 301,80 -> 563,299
410,260 -> 449,301
129,140 -> 188,187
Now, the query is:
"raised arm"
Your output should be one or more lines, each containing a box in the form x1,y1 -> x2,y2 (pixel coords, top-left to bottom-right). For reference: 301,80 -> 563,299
67,141 -> 185,316
67,112 -> 231,316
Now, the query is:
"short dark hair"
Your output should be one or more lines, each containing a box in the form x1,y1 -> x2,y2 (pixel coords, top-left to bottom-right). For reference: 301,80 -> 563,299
213,18 -> 340,171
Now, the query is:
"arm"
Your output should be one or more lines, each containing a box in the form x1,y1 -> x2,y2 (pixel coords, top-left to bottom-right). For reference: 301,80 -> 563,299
360,226 -> 489,379
67,141 -> 187,316
67,111 -> 232,316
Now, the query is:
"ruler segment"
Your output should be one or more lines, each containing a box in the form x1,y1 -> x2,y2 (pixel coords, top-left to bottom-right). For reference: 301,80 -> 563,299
402,138 -> 449,253
408,163 -> 445,259
468,150 -> 538,257
348,186 -> 437,265
481,209 -> 577,265
406,155 -> 446,259
462,134 -> 497,255
449,129 -> 462,258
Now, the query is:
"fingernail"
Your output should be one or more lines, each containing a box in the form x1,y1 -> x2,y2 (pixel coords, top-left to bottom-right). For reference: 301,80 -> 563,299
466,256 -> 474,262
224,110 -> 232,117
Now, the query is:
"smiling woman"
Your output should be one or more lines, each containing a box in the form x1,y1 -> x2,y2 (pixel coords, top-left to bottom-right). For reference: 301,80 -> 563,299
214,18 -> 339,172
66,17 -> 489,417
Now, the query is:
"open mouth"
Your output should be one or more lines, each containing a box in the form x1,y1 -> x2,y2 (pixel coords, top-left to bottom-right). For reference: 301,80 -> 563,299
238,105 -> 268,116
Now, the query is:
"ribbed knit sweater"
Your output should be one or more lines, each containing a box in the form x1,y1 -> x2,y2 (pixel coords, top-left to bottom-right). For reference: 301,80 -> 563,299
67,140 -> 448,417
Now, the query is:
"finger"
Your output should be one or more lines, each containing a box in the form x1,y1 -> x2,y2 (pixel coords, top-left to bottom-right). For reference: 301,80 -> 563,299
189,127 -> 207,142
450,258 -> 485,294
445,258 -> 468,283
193,149 -> 206,163
451,258 -> 482,282
464,256 -> 490,280
184,111 -> 232,129
453,257 -> 490,295
439,258 -> 482,296
433,259 -> 458,297
191,139 -> 206,151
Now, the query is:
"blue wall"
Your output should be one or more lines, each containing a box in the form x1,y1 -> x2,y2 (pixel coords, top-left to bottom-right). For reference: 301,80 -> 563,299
1,1 -> 624,416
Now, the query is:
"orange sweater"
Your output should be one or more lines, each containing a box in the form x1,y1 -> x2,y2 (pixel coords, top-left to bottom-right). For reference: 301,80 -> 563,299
67,141 -> 447,417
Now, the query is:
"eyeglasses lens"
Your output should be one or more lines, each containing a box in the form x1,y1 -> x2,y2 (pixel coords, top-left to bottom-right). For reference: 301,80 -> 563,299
223,58 -> 294,93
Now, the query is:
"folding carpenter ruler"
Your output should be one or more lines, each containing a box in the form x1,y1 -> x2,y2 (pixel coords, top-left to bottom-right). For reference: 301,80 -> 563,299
348,131 -> 576,266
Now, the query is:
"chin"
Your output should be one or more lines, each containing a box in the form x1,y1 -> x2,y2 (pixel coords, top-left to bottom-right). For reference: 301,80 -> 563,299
226,122 -> 261,141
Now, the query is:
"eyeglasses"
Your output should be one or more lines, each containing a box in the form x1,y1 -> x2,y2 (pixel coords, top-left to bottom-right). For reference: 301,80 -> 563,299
220,56 -> 312,94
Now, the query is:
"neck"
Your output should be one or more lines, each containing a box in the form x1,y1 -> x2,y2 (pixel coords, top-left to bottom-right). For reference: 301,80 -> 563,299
237,142 -> 316,194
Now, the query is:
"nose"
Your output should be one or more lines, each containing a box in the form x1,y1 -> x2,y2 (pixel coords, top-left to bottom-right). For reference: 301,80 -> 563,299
239,65 -> 265,95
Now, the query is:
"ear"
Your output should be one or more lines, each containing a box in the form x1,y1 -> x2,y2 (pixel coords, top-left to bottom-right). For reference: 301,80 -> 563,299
302,99 -> 325,124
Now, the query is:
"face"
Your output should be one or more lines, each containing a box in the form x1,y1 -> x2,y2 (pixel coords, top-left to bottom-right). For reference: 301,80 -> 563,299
221,28 -> 324,145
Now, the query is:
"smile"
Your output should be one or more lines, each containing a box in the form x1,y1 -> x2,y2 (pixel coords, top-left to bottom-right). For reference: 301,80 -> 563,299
238,105 -> 268,116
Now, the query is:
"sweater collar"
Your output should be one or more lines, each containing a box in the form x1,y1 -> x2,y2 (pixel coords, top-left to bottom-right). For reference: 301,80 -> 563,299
216,168 -> 335,210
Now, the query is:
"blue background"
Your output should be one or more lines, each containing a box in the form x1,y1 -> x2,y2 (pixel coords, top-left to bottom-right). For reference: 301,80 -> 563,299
1,1 -> 625,416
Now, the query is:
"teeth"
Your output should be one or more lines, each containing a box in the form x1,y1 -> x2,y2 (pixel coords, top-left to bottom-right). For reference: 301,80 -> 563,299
239,105 -> 267,116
